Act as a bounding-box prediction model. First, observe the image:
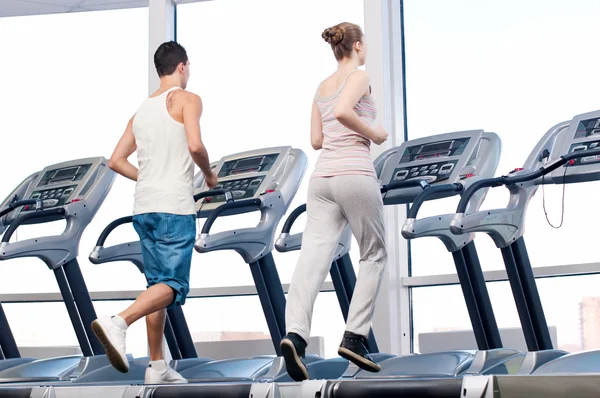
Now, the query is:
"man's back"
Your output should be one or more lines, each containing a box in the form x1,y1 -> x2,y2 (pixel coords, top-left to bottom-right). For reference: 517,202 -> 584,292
133,86 -> 195,216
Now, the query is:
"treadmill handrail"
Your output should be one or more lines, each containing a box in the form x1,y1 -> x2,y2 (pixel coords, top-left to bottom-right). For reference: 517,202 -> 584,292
281,204 -> 307,234
201,198 -> 263,235
1,208 -> 66,243
456,147 -> 600,213
278,179 -> 430,234
380,178 -> 430,194
0,199 -> 43,218
407,183 -> 463,219
95,216 -> 133,246
193,189 -> 234,203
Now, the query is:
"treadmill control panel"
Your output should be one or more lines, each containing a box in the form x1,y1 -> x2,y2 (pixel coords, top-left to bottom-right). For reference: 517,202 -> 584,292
551,111 -> 600,183
0,157 -> 113,229
20,164 -> 93,212
194,147 -> 307,217
375,130 -> 501,205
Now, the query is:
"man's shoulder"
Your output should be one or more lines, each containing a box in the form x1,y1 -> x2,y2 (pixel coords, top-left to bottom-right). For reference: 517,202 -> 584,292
178,90 -> 202,108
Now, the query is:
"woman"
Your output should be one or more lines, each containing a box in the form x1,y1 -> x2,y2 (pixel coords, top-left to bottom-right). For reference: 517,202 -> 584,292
281,22 -> 389,382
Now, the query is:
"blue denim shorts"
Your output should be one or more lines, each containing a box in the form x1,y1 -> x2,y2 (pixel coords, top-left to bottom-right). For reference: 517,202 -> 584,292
132,213 -> 196,309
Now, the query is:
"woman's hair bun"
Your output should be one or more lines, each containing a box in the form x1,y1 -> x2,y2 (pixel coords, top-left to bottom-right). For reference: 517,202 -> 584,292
322,26 -> 344,45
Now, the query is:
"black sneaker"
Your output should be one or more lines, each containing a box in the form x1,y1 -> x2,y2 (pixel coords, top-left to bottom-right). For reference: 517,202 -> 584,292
338,331 -> 381,373
280,333 -> 309,381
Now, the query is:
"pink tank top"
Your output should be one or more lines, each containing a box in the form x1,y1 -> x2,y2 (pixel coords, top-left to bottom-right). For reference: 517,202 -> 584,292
311,70 -> 378,180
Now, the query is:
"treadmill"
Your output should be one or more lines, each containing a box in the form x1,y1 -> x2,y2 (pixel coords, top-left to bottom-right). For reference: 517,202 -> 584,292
454,111 -> 600,397
17,147 -> 316,397
0,157 -> 153,387
250,130 -> 533,398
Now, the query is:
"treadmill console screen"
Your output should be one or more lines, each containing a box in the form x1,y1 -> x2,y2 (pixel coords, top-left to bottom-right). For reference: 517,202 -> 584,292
399,138 -> 470,164
37,164 -> 92,188
573,117 -> 600,139
218,154 -> 279,178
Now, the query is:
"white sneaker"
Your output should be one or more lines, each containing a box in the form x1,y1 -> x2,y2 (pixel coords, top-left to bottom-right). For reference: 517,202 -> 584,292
91,316 -> 129,373
145,361 -> 188,384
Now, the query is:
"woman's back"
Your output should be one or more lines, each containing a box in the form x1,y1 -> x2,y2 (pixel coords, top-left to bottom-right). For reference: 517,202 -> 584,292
312,70 -> 377,179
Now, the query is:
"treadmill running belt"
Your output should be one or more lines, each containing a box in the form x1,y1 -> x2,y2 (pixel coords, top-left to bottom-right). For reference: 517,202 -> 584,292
332,378 -> 463,398
151,383 -> 252,398
0,389 -> 32,398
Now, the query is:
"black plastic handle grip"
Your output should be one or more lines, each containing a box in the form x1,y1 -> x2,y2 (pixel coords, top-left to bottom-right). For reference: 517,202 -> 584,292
201,198 -> 263,235
281,204 -> 307,234
455,177 -> 505,213
407,183 -> 463,219
96,216 -> 133,246
0,199 -> 43,218
380,179 -> 430,194
193,189 -> 232,202
2,208 -> 66,243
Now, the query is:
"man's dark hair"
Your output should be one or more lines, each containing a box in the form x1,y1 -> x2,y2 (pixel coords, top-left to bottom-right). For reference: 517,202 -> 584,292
154,41 -> 188,77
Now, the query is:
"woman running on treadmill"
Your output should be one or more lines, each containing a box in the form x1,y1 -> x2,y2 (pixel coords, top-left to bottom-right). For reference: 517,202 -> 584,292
281,22 -> 389,382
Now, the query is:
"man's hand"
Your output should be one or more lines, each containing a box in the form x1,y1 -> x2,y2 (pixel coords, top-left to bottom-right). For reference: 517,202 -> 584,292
205,170 -> 219,189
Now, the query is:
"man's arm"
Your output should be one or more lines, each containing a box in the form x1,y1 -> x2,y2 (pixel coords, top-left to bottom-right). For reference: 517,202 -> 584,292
108,116 -> 138,181
183,93 -> 218,187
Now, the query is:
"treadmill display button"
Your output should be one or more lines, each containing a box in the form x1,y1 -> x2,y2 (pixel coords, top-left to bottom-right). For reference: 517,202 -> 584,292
410,168 -> 418,173
420,166 -> 428,171
591,142 -> 599,148
43,199 -> 59,207
429,164 -> 437,169
411,172 -> 420,177
439,164 -> 454,174
582,156 -> 597,164
62,188 -> 74,197
420,171 -> 429,176
572,145 -> 588,152
395,170 -> 409,180
431,169 -> 439,174
232,190 -> 246,198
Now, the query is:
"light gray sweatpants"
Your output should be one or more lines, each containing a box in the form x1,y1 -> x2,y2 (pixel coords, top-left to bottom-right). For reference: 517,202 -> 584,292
286,175 -> 387,343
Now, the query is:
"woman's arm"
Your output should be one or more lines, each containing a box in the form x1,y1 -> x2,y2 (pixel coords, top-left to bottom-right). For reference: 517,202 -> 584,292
333,71 -> 386,144
310,100 -> 324,150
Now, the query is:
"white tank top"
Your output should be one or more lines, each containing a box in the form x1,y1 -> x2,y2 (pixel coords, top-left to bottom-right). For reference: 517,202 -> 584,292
132,86 -> 196,216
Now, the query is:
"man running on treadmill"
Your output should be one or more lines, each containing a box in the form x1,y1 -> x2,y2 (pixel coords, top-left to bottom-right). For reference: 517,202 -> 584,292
92,41 -> 218,384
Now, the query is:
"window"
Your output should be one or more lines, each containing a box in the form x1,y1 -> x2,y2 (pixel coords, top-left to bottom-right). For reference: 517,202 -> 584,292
0,8 -> 149,294
176,0 -> 365,287
404,0 -> 600,277
413,274 -> 600,354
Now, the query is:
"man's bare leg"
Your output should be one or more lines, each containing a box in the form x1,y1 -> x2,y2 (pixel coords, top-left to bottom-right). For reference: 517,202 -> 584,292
146,309 -> 167,360
119,283 -> 174,326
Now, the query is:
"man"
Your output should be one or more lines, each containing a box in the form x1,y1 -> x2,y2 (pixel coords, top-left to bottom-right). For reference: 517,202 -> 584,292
91,41 -> 218,384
